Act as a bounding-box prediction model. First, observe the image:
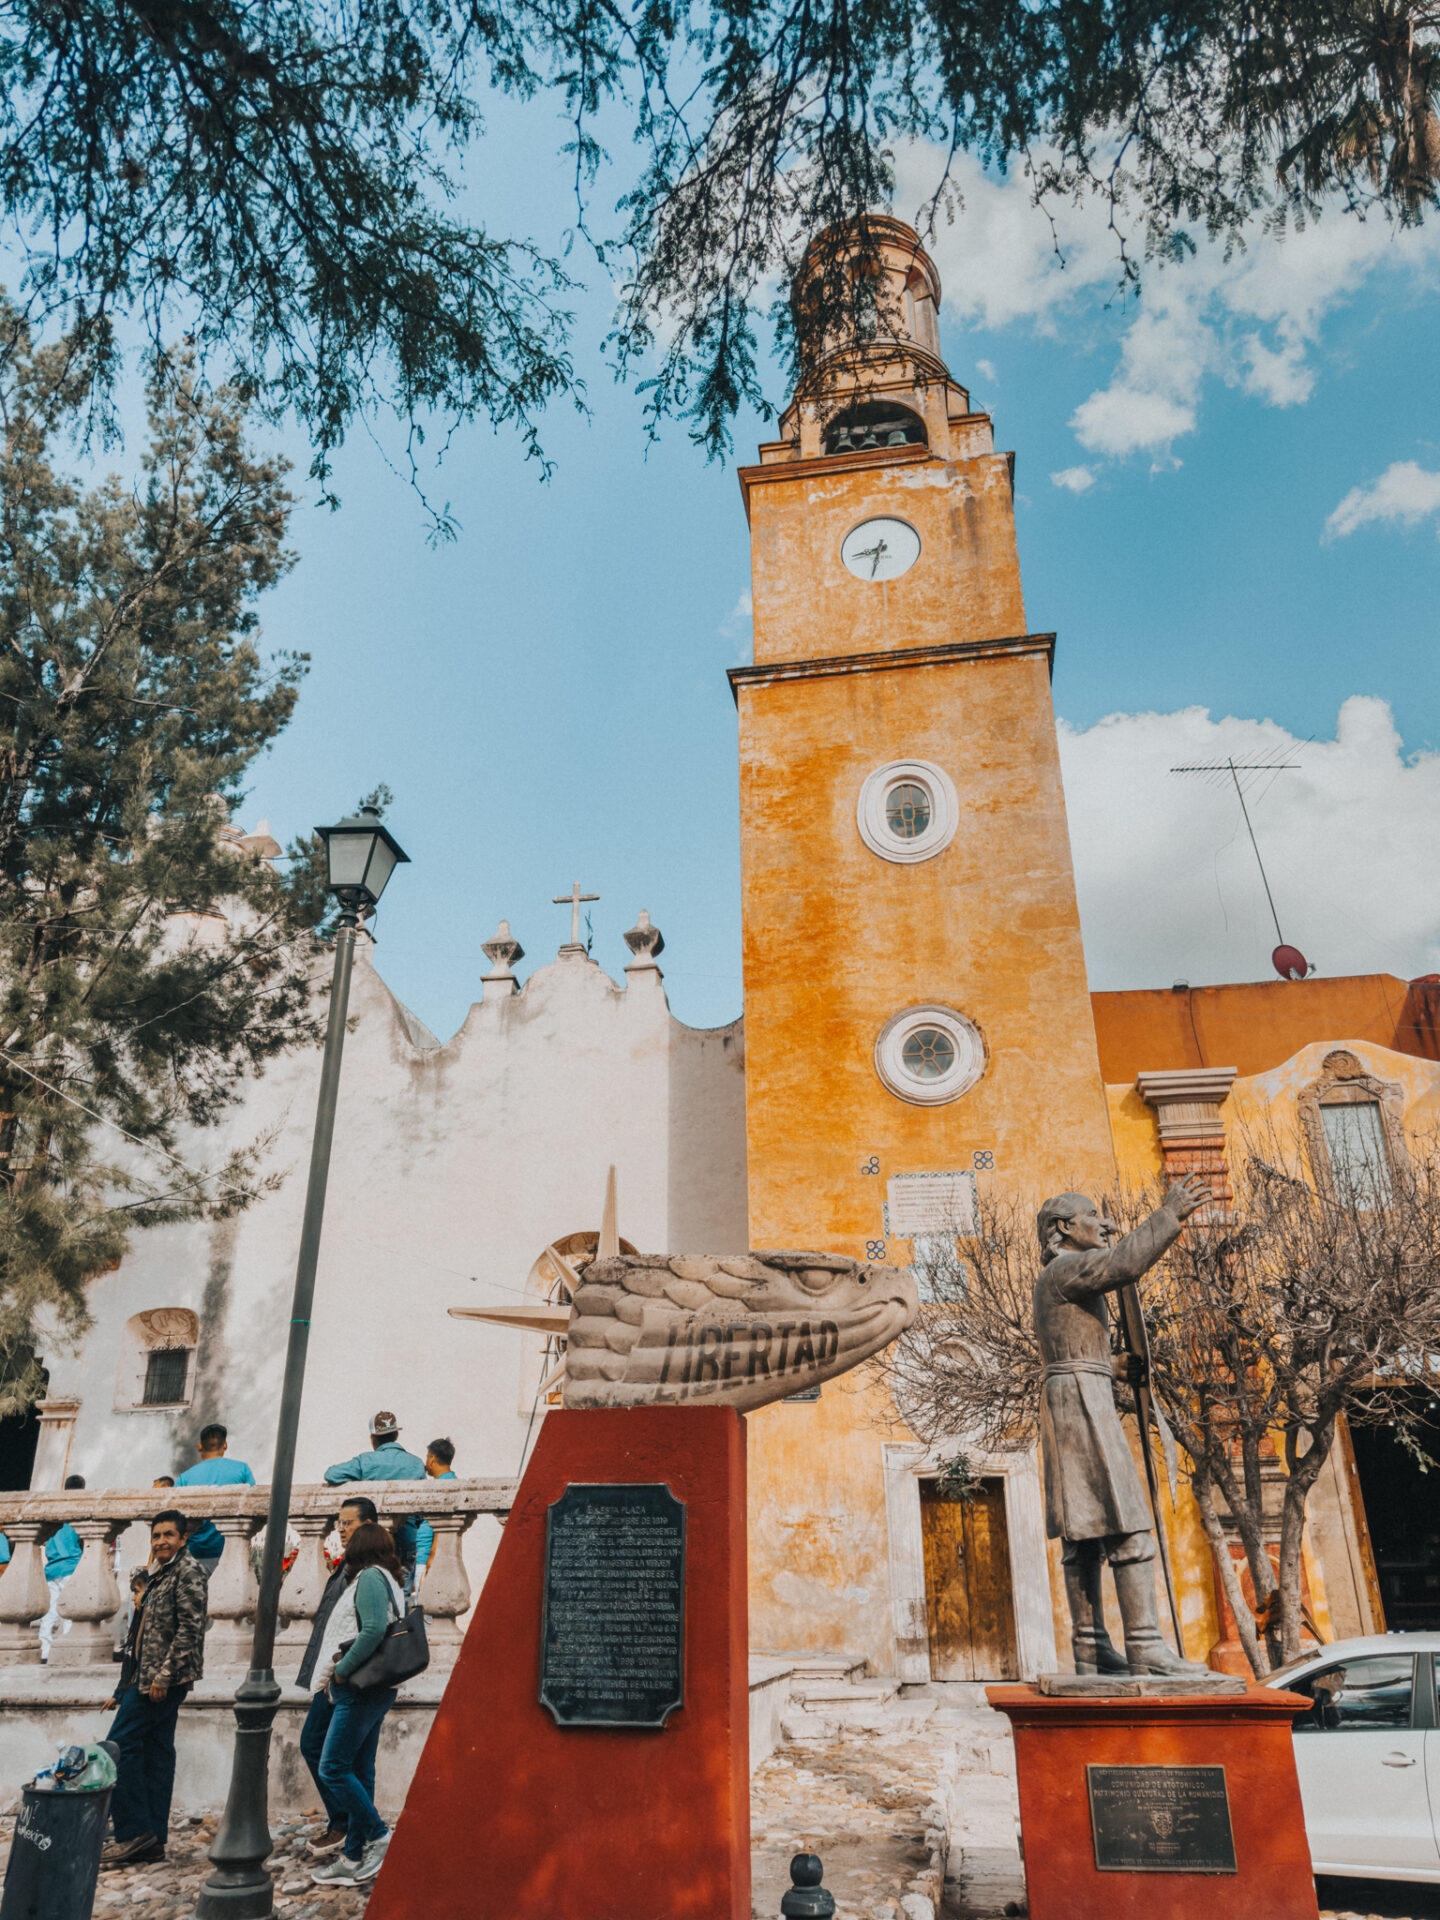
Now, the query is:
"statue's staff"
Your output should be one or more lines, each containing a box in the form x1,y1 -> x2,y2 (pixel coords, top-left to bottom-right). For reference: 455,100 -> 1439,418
1115,1270 -> 1185,1650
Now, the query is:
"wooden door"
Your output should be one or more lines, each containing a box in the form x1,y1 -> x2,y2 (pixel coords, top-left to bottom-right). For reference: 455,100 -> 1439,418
919,1476 -> 1020,1681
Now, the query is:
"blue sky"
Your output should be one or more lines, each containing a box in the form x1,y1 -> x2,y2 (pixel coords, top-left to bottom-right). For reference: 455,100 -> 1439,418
230,135 -> 1439,1039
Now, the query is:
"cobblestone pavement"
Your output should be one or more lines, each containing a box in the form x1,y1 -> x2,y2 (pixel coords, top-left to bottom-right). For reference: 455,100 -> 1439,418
4,1701 -> 1439,1920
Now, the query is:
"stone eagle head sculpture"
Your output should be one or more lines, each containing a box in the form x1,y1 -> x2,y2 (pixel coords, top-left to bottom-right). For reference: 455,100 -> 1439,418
560,1251 -> 918,1412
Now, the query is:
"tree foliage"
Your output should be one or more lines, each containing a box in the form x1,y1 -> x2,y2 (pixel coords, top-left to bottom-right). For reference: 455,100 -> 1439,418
885,1143 -> 1440,1673
0,1 -> 1434,478
0,307 -> 326,1412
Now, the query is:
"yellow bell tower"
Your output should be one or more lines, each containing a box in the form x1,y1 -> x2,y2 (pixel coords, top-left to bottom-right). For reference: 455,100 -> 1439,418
733,218 -> 1116,1670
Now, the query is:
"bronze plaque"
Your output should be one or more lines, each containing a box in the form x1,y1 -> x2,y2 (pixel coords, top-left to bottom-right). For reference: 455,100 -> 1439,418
540,1482 -> 685,1728
1087,1764 -> 1237,1874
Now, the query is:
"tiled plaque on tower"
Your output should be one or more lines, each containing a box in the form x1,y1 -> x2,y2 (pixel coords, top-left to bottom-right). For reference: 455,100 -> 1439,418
540,1481 -> 686,1727
882,1169 -> 977,1237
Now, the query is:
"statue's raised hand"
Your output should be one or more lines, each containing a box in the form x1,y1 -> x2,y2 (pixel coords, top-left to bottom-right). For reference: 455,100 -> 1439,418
1162,1172 -> 1212,1221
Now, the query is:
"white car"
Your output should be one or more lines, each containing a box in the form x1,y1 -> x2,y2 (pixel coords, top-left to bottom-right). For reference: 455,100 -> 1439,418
1269,1633 -> 1440,1883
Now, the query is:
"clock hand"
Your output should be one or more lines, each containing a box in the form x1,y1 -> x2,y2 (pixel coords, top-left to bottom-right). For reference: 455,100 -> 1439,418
869,537 -> 889,579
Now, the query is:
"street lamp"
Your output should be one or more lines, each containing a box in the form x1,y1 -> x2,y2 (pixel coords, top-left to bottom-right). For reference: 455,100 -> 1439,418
195,805 -> 409,1919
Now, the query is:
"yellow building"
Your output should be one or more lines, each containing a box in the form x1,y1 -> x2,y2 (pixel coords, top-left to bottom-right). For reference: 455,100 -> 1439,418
731,218 -> 1440,1680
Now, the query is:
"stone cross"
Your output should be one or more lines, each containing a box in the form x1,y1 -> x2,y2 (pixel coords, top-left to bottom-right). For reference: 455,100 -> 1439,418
553,882 -> 599,949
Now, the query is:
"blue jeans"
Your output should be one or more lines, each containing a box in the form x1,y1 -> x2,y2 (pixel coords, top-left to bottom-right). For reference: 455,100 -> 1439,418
107,1682 -> 191,1843
318,1682 -> 396,1859
300,1691 -> 379,1833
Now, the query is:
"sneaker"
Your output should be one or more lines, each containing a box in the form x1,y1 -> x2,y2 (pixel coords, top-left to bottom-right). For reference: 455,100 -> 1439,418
352,1834 -> 390,1883
311,1854 -> 364,1886
307,1826 -> 347,1857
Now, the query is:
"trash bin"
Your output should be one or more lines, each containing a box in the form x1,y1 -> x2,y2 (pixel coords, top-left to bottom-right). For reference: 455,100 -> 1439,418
0,1777 -> 113,1920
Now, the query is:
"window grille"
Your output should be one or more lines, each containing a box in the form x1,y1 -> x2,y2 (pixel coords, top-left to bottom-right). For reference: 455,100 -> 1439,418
142,1346 -> 190,1406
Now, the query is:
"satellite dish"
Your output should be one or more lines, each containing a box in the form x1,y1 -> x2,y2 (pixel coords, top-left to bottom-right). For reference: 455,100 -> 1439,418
1272,944 -> 1310,981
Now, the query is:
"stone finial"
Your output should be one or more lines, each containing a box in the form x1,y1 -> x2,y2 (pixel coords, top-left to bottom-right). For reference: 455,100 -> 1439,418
623,909 -> 665,972
482,920 -> 524,1000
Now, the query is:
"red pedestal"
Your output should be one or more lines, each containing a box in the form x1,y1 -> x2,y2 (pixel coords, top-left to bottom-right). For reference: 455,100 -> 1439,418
367,1407 -> 750,1920
987,1685 -> 1319,1920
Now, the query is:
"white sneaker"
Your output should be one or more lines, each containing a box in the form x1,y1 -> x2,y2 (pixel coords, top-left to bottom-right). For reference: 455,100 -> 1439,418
310,1853 -> 364,1886
353,1833 -> 390,1883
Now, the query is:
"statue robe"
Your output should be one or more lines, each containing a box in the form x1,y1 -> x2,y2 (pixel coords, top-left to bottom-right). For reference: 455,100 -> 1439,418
1033,1208 -> 1183,1542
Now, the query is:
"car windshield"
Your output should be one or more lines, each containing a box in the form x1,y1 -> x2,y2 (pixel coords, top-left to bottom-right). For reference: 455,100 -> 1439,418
1267,1656 -> 1317,1687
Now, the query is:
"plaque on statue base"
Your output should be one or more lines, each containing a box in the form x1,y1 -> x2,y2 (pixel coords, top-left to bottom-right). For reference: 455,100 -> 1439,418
366,1406 -> 749,1920
987,1683 -> 1320,1920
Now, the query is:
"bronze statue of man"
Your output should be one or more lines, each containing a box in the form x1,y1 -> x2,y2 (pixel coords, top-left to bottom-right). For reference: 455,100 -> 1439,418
1034,1177 -> 1211,1678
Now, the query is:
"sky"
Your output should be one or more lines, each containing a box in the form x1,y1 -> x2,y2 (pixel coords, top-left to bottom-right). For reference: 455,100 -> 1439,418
208,127 -> 1439,1041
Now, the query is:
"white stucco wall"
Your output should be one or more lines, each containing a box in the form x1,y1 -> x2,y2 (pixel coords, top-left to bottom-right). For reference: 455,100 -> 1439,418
39,938 -> 747,1495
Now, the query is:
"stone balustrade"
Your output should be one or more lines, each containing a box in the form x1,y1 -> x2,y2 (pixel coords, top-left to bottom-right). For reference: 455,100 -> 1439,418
0,1479 -> 517,1670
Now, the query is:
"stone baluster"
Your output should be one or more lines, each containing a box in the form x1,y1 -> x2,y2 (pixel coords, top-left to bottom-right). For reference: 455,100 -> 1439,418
277,1511 -> 333,1653
201,1516 -> 260,1665
0,1523 -> 53,1663
420,1511 -> 475,1651
52,1519 -> 123,1666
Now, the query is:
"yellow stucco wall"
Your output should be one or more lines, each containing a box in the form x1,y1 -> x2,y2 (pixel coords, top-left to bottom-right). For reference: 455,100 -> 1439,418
738,422 -> 1117,1667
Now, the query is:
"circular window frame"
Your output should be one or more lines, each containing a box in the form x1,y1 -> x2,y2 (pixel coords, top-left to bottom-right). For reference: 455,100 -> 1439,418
874,1005 -> 986,1106
857,759 -> 958,865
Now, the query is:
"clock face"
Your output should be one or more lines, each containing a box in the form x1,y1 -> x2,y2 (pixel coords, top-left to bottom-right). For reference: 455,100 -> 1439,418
841,517 -> 921,582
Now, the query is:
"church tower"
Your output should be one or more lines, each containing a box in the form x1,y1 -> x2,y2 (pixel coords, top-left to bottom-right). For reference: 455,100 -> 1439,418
733,219 -> 1116,1674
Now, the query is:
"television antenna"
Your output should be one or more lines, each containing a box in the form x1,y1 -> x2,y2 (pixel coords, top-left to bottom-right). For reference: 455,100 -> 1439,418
1170,749 -> 1311,979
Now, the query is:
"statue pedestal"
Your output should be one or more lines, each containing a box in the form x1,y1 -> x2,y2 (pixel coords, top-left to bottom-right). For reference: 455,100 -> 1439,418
987,1683 -> 1319,1920
366,1406 -> 750,1920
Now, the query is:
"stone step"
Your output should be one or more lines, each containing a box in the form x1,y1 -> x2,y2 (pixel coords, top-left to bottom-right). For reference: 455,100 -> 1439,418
793,1681 -> 897,1707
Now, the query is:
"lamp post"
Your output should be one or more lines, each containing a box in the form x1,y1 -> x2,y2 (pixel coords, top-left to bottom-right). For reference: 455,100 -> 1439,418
194,805 -> 409,1919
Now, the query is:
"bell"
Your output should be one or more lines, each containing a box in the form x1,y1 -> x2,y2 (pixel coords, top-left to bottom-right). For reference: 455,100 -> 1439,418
832,434 -> 853,453
887,428 -> 908,446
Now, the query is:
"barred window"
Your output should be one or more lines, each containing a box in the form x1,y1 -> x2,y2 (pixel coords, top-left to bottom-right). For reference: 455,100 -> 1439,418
142,1347 -> 190,1406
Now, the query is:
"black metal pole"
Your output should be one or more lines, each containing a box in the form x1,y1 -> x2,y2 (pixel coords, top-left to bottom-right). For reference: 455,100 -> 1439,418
194,913 -> 358,1919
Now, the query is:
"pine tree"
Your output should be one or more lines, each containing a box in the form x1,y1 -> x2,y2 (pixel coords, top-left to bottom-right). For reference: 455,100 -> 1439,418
0,305 -> 324,1411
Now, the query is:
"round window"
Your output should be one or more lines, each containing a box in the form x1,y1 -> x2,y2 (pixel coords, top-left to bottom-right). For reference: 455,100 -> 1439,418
875,1006 -> 985,1106
885,782 -> 931,840
901,1027 -> 955,1080
857,760 -> 957,865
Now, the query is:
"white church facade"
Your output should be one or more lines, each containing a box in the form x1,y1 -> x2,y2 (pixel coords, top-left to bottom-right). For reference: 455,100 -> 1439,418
35,912 -> 748,1502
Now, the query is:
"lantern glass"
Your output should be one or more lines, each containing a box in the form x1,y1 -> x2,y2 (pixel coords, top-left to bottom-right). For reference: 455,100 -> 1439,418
317,806 -> 409,906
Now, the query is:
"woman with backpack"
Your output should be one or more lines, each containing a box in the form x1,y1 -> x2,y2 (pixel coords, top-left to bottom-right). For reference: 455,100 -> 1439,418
308,1521 -> 408,1887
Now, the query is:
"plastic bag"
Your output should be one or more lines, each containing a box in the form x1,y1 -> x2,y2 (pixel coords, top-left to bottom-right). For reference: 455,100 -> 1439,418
32,1741 -> 117,1793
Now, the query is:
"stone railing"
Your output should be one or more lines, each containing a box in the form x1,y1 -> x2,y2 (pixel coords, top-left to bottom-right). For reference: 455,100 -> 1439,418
0,1479 -> 517,1670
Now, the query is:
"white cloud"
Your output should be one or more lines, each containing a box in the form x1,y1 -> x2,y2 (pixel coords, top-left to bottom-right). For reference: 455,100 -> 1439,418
1325,461 -> 1440,539
895,147 -> 1440,467
1051,465 -> 1096,493
974,358 -> 999,384
718,588 -> 752,637
1058,697 -> 1440,989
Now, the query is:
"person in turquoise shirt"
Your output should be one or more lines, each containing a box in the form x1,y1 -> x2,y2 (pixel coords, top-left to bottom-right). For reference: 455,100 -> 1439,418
174,1425 -> 256,1573
323,1412 -> 426,1583
41,1473 -> 86,1660
412,1438 -> 458,1587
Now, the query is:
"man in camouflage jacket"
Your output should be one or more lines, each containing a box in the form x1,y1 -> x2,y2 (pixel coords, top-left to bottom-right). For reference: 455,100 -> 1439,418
101,1509 -> 208,1868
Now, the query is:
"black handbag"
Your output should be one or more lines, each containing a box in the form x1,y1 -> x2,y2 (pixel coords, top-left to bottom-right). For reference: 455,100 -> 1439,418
341,1579 -> 431,1691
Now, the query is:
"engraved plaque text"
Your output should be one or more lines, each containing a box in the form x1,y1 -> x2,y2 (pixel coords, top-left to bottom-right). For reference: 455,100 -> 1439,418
540,1482 -> 685,1728
1088,1764 -> 1237,1874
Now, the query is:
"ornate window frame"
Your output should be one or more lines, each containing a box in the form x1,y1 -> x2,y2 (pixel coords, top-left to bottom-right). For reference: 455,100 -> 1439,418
1296,1050 -> 1406,1202
856,759 -> 959,865
874,1004 -> 986,1106
116,1307 -> 199,1413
